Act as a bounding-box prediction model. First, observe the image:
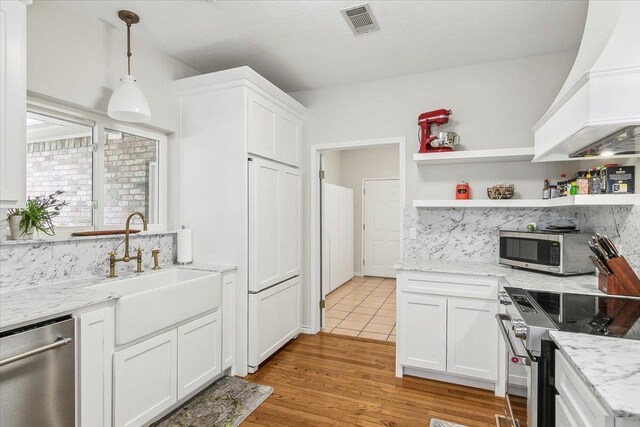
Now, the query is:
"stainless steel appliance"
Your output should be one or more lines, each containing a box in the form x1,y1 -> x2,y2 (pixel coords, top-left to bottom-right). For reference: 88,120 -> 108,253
499,230 -> 593,275
497,288 -> 640,427
0,316 -> 75,427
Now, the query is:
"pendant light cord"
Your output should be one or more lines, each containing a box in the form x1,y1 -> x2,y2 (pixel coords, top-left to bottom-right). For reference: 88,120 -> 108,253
126,19 -> 132,75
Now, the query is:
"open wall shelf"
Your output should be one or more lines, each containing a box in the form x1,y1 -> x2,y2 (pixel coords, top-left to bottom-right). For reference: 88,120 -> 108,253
413,194 -> 640,208
413,147 -> 535,165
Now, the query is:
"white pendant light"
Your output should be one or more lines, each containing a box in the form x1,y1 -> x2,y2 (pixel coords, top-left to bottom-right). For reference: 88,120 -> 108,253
108,10 -> 151,123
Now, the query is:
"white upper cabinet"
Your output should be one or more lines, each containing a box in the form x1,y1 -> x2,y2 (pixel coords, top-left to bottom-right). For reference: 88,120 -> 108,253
275,112 -> 301,166
0,0 -> 27,208
247,92 -> 277,160
248,91 -> 301,167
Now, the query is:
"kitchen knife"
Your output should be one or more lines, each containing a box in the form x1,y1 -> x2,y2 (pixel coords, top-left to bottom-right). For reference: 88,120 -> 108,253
588,242 -> 608,264
603,235 -> 620,257
590,255 -> 611,275
593,242 -> 610,261
597,236 -> 616,258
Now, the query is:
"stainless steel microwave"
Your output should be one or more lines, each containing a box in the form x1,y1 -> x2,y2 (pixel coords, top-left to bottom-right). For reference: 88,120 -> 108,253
499,230 -> 594,275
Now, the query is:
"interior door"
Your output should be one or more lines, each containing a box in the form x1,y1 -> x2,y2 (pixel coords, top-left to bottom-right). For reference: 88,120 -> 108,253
363,179 -> 400,278
324,183 -> 354,294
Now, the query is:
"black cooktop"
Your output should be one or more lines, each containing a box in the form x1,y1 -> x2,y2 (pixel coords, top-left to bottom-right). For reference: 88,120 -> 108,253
527,290 -> 640,340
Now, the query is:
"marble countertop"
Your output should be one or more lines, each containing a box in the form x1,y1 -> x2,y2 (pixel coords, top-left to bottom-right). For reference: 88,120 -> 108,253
394,258 -> 607,295
550,331 -> 640,419
0,263 -> 237,333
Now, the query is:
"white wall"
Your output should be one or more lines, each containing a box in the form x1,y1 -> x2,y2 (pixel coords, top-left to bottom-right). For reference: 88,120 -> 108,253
292,51 -> 577,329
26,1 -> 200,229
321,150 -> 343,185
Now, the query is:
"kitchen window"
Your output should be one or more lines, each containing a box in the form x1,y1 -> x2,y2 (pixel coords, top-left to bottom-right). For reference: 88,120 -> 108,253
25,103 -> 167,232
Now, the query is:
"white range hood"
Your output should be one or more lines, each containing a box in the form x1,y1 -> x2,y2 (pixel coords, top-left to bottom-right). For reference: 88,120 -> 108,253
532,0 -> 640,161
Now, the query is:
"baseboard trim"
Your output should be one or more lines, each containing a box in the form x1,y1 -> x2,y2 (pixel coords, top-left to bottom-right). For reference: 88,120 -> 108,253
353,271 -> 363,277
401,366 -> 496,392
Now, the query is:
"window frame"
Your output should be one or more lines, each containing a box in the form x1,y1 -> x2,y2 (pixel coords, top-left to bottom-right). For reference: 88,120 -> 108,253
27,98 -> 168,234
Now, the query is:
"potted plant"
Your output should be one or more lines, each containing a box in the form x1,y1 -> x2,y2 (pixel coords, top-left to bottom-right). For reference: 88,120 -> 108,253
6,190 -> 68,240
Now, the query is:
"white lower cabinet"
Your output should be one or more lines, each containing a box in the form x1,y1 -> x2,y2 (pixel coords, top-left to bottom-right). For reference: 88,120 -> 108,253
446,298 -> 498,381
397,271 -> 499,387
222,273 -> 236,371
177,311 -> 221,400
556,395 -> 580,427
399,293 -> 447,371
78,307 -> 114,427
114,330 -> 178,427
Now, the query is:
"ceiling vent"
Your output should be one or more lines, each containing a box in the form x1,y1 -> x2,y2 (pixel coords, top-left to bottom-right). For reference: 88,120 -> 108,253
341,3 -> 379,35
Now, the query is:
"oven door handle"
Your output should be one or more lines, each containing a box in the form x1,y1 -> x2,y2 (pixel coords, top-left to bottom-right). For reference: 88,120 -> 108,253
496,313 -> 531,366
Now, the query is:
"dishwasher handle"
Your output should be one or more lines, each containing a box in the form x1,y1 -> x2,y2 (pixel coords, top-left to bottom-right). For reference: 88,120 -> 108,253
0,336 -> 72,367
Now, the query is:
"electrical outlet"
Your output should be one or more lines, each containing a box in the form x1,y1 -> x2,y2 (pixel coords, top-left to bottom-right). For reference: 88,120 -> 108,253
409,227 -> 417,240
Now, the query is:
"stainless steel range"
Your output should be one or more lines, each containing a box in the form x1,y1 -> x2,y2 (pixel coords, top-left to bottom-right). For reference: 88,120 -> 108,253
496,287 -> 640,427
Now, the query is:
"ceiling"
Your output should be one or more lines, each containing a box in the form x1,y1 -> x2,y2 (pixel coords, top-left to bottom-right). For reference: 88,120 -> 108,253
66,0 -> 588,93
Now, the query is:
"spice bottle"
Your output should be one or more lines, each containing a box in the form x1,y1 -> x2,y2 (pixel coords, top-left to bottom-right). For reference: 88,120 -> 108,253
542,179 -> 550,199
570,180 -> 578,196
590,168 -> 601,194
577,172 -> 589,195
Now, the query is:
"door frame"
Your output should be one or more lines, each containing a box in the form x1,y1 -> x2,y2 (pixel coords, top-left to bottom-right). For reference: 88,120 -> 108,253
361,177 -> 400,278
309,137 -> 406,334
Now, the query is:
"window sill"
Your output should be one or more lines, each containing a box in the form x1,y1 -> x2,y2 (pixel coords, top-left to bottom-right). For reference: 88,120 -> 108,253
0,230 -> 177,246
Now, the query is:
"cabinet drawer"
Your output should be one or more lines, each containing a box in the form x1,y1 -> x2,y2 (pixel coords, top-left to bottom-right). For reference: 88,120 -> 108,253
555,350 -> 613,427
399,272 -> 498,300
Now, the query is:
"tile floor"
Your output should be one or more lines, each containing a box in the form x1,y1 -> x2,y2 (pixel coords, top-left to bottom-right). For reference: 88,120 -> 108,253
322,276 -> 396,342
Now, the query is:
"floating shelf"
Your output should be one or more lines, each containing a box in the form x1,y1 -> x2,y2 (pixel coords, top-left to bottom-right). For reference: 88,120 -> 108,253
413,194 -> 640,208
413,147 -> 535,165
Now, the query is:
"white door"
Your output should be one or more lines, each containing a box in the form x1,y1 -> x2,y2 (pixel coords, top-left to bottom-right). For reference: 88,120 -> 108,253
79,307 -> 114,427
247,92 -> 277,160
398,293 -> 447,372
363,179 -> 400,278
275,112 -> 301,166
324,183 -> 354,295
113,330 -> 177,427
249,157 -> 280,292
279,165 -> 301,280
446,297 -> 498,381
177,311 -> 222,400
248,276 -> 301,369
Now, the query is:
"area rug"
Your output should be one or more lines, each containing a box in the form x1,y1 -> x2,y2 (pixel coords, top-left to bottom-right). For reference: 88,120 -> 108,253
150,376 -> 273,427
429,419 -> 468,427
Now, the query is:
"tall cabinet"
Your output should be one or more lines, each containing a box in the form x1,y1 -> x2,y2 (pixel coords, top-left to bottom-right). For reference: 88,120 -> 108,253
175,67 -> 305,376
0,0 -> 27,208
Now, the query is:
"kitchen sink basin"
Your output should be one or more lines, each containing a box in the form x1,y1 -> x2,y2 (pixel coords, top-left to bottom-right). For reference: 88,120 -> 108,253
90,269 -> 221,345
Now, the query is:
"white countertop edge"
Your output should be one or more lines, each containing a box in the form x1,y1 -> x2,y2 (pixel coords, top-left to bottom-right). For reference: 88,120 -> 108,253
550,331 -> 640,420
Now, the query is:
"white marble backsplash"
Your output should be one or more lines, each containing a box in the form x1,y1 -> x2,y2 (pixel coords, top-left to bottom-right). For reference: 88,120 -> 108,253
404,205 -> 639,272
0,232 -> 176,292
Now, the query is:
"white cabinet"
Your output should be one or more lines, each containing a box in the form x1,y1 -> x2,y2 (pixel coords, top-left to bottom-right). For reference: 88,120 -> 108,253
114,330 -> 178,427
248,276 -> 300,370
399,293 -> 447,372
397,270 -> 499,387
248,157 -> 301,293
78,307 -> 114,427
248,91 -> 301,166
177,311 -> 221,400
446,298 -> 498,381
222,273 -> 235,371
0,0 -> 27,208
556,395 -> 580,427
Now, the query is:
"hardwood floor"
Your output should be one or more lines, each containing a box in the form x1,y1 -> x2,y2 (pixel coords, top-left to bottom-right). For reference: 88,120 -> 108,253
244,333 -> 512,426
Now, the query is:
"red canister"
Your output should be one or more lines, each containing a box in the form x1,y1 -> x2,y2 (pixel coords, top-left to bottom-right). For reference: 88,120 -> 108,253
456,182 -> 470,199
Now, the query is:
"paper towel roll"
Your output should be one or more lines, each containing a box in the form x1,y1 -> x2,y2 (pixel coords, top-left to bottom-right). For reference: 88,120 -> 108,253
177,226 -> 193,264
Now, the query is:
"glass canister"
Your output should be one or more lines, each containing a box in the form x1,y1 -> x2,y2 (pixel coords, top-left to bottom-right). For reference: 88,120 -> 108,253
589,168 -> 601,194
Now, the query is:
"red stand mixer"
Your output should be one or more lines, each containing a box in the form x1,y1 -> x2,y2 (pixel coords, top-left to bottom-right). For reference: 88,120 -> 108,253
418,109 -> 460,153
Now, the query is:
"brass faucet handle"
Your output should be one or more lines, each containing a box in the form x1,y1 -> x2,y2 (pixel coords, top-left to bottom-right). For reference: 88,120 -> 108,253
151,249 -> 161,270
108,251 -> 116,257
135,247 -> 143,273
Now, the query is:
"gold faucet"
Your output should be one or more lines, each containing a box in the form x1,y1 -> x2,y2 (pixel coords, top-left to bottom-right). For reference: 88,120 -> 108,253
108,212 -> 148,278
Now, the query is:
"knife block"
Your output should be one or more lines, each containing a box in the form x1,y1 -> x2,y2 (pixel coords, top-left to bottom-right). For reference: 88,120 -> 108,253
598,256 -> 640,297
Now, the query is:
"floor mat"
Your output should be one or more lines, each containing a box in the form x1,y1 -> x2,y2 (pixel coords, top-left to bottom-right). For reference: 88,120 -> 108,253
150,376 -> 273,427
429,419 -> 468,427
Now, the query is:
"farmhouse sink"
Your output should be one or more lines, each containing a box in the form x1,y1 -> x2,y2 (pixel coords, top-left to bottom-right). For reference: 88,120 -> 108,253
91,269 -> 221,345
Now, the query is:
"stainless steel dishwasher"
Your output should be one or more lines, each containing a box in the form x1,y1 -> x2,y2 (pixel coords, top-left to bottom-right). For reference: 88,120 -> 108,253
0,316 -> 75,427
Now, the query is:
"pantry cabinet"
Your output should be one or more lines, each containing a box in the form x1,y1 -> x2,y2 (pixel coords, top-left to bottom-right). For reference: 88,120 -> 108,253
0,0 -> 27,208
248,156 -> 301,291
396,270 -> 499,389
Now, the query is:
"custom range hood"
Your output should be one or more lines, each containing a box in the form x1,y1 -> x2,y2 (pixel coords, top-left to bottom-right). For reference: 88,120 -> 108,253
532,1 -> 640,161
